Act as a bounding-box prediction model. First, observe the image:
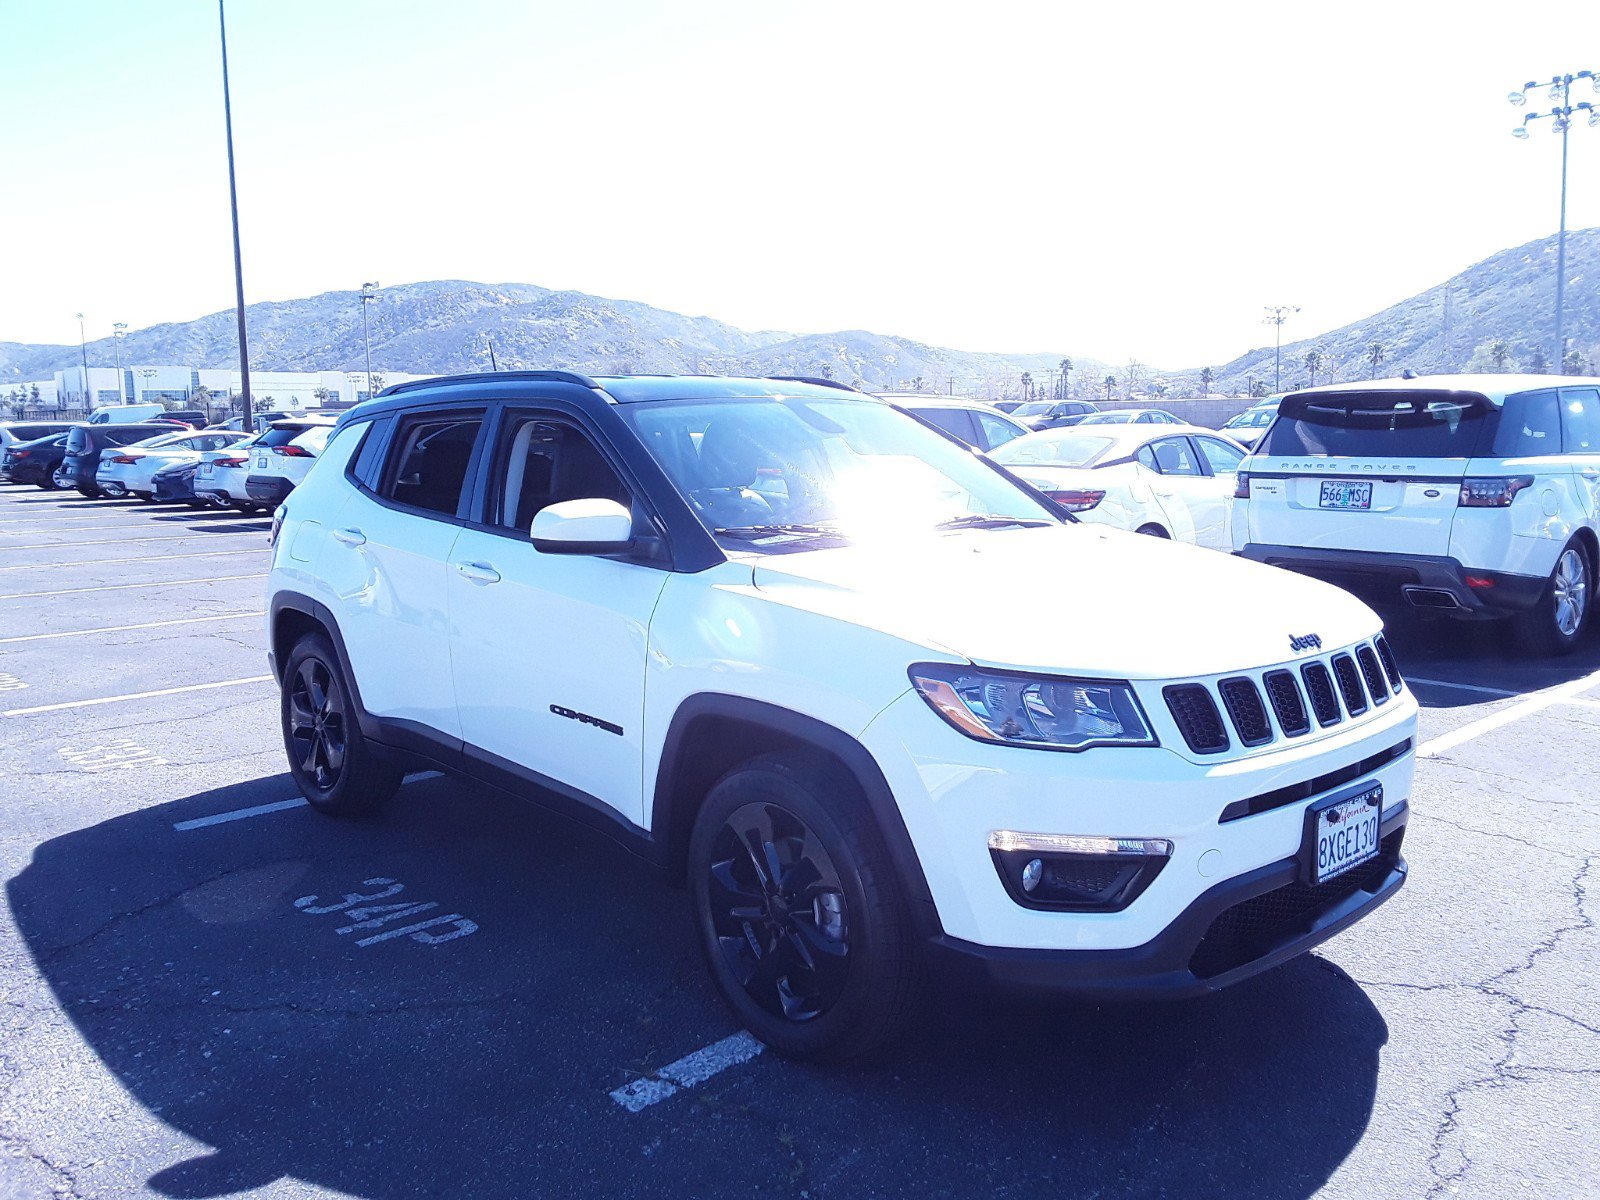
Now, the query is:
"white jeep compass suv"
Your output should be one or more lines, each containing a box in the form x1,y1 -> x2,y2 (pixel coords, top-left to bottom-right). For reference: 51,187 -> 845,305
266,373 -> 1415,1059
1234,375 -> 1600,655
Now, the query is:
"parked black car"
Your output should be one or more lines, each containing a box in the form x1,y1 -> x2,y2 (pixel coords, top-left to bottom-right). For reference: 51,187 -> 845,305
1,421 -> 74,462
56,423 -> 187,497
150,459 -> 206,506
2,432 -> 70,487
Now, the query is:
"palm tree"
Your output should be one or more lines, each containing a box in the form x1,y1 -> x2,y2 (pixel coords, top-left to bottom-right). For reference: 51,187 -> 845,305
1304,349 -> 1323,388
1020,371 -> 1033,401
911,375 -> 926,392
1489,340 -> 1511,372
1198,366 -> 1213,396
1367,343 -> 1385,380
1058,357 -> 1072,400
1103,374 -> 1117,402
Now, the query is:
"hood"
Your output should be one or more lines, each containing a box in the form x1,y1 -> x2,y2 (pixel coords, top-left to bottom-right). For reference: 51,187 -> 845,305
748,524 -> 1379,680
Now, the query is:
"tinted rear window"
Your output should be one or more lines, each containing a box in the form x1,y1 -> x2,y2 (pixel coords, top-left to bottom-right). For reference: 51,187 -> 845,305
258,425 -> 326,447
1263,391 -> 1492,458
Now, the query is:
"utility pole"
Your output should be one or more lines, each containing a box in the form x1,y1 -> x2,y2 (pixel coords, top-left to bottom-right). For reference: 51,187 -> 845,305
1263,305 -> 1300,393
359,281 -> 378,399
1510,71 -> 1598,372
75,313 -> 89,414
218,0 -> 253,433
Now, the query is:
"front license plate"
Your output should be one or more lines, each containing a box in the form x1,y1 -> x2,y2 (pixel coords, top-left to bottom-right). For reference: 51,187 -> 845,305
1319,480 -> 1372,510
1306,784 -> 1382,884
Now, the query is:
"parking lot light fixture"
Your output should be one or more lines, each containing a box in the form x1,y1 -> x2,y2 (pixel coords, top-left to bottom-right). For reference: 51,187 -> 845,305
1509,70 -> 1598,371
360,282 -> 379,401
1263,305 -> 1300,392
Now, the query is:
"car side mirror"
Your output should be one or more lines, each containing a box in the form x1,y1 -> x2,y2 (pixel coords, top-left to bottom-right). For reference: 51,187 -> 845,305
530,498 -> 634,554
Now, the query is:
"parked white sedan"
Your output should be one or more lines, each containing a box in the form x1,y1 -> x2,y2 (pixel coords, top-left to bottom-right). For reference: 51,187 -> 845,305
193,433 -> 265,512
990,424 -> 1248,550
95,430 -> 250,500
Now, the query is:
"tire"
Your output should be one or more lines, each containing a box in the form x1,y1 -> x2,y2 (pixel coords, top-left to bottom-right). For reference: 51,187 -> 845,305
1136,523 -> 1170,538
36,472 -> 59,491
688,753 -> 918,1062
1512,540 -> 1593,656
279,632 -> 402,816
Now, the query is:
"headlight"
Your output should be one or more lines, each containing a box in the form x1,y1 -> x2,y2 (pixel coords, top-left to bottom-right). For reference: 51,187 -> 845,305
909,663 -> 1157,751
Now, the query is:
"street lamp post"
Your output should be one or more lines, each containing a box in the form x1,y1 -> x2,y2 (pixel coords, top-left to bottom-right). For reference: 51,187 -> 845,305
75,312 -> 90,413
112,322 -> 128,400
218,0 -> 254,434
1510,71 -> 1598,372
359,281 -> 378,400
1263,305 -> 1300,393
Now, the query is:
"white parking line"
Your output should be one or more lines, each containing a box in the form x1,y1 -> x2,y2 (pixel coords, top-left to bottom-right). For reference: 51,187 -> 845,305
609,1032 -> 766,1112
0,573 -> 265,600
1418,664 -> 1600,758
2,532 -> 266,551
173,772 -> 444,830
1405,676 -> 1520,698
0,548 -> 270,572
0,524 -> 184,534
0,612 -> 264,644
1,675 -> 272,717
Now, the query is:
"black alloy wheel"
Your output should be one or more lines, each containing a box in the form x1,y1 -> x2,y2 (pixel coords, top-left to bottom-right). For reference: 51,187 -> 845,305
287,657 -> 347,791
707,801 -> 852,1023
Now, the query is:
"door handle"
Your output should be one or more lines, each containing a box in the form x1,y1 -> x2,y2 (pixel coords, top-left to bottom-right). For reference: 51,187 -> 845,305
1581,470 -> 1600,482
455,561 -> 501,585
331,527 -> 366,547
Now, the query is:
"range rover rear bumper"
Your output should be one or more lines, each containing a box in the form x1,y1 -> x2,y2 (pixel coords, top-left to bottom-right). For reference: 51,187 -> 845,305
1237,544 -> 1546,617
931,806 -> 1408,998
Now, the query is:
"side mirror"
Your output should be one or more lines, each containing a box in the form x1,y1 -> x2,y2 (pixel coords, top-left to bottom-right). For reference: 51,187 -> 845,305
530,497 -> 634,554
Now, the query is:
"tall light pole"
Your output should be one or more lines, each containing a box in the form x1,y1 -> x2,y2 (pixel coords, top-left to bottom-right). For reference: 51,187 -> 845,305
218,0 -> 253,433
1263,305 -> 1300,393
112,322 -> 128,401
1511,71 -> 1598,372
75,313 -> 90,412
359,281 -> 378,400
138,368 -> 157,406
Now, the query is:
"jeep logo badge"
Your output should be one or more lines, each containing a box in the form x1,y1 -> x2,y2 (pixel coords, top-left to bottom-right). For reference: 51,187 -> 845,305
1289,633 -> 1322,653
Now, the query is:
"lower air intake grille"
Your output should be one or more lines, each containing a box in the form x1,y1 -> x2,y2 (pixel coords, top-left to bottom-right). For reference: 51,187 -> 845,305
1262,670 -> 1311,737
1331,653 -> 1368,716
1301,662 -> 1341,727
1218,677 -> 1273,747
1164,684 -> 1229,754
1356,645 -> 1389,705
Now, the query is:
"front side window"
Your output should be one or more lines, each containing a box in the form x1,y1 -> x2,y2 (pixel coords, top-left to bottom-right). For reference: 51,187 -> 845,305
490,415 -> 631,531
1560,388 -> 1600,454
621,395 -> 1057,542
1195,437 -> 1245,475
380,413 -> 484,517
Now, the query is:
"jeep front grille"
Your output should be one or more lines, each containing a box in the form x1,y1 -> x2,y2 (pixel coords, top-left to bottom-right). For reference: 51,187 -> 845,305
1162,639 -> 1401,755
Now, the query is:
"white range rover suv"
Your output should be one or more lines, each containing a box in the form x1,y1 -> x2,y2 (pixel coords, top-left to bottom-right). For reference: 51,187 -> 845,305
1234,375 -> 1600,655
267,373 -> 1415,1060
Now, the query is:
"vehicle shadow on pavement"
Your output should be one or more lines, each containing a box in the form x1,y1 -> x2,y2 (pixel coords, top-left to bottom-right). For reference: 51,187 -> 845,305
10,774 -> 1387,1199
1376,602 -> 1600,706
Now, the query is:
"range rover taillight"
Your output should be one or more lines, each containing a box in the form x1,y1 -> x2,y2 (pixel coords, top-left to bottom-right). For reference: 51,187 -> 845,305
1459,476 -> 1533,507
1233,471 -> 1251,499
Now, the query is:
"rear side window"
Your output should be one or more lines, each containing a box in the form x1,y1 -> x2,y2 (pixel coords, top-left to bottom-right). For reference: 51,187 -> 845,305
1264,392 -> 1492,458
914,408 -> 977,445
1196,437 -> 1245,475
380,412 -> 485,517
976,412 -> 1023,451
1561,388 -> 1600,453
1493,390 -> 1561,457
1146,437 -> 1201,476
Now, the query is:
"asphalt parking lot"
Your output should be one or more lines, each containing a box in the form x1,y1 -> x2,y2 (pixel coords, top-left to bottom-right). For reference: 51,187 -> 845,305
1,483 -> 1597,1200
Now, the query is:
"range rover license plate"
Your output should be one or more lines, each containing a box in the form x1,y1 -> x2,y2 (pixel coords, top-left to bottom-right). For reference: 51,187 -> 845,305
1307,784 -> 1382,884
1319,480 -> 1372,510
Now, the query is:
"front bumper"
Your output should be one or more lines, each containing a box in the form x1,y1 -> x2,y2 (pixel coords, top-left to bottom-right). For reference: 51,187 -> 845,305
246,474 -> 293,505
933,806 -> 1406,998
1238,543 -> 1545,616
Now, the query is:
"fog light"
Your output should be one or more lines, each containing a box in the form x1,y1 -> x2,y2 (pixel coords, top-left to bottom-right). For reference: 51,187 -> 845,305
1021,858 -> 1043,893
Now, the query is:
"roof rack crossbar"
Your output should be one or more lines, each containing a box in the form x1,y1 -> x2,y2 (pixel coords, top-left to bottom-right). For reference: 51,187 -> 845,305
380,370 -> 602,397
763,375 -> 862,393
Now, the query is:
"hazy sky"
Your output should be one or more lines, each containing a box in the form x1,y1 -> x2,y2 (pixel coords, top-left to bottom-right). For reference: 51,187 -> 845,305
4,0 -> 1599,367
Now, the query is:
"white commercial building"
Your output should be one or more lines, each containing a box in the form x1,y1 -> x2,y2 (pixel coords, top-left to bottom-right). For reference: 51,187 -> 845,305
21,365 -> 434,415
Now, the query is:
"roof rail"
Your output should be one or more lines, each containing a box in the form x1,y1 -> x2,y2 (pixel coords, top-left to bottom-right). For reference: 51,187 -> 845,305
379,370 -> 602,397
763,375 -> 862,393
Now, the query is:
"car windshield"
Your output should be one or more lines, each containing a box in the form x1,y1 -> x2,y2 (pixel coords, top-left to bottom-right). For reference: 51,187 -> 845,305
622,395 -> 1059,542
991,433 -> 1116,468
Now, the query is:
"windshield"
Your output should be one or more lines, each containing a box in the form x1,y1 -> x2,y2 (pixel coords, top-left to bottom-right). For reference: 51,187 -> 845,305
992,433 -> 1115,468
1263,391 -> 1493,458
622,395 -> 1058,542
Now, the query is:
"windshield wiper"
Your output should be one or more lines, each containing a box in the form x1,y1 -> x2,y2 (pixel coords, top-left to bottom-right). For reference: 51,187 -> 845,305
934,514 -> 1054,530
714,522 -> 842,539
